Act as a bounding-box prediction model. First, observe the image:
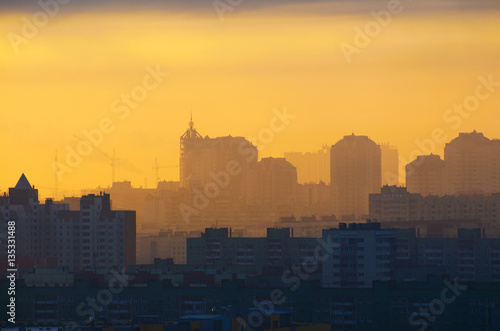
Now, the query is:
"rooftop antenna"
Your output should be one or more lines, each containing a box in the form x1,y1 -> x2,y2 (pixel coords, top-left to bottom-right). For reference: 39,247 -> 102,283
189,111 -> 194,131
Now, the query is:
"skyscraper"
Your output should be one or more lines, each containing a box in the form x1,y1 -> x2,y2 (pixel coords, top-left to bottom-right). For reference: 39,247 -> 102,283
444,131 -> 500,195
249,157 -> 298,215
330,134 -> 382,218
179,116 -> 258,201
406,154 -> 445,196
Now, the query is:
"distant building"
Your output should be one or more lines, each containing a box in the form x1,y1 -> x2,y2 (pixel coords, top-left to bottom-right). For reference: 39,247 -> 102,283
330,134 -> 381,218
369,185 -> 500,228
295,182 -> 331,216
0,174 -> 136,272
136,230 -> 202,264
274,215 -> 338,237
179,116 -> 257,202
445,131 -> 500,195
284,144 -> 330,184
369,186 -> 421,222
82,180 -> 159,232
380,143 -> 399,186
406,154 -> 445,196
248,157 -> 298,216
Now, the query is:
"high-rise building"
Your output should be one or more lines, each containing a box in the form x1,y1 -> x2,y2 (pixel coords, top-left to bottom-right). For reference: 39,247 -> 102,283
445,131 -> 500,195
380,143 -> 399,186
0,174 -> 136,271
249,157 -> 298,215
3,174 -> 40,259
284,144 -> 330,184
406,154 -> 445,196
79,193 -> 136,270
179,116 -> 257,201
330,134 -> 382,218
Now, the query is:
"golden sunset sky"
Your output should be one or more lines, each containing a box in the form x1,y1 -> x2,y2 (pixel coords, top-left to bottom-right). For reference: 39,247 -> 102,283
1,0 -> 500,199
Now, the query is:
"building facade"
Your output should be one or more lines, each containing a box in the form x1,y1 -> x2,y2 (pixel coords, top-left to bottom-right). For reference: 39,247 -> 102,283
330,134 -> 382,219
322,223 -> 395,288
179,117 -> 257,200
369,186 -> 500,228
248,157 -> 298,216
187,228 -> 317,267
0,175 -> 136,272
406,154 -> 445,196
445,131 -> 500,195
284,144 -> 330,184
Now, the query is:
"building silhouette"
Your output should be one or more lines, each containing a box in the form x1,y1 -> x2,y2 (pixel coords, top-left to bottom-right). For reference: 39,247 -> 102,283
369,186 -> 421,222
406,154 -> 445,196
4,273 -> 499,330
187,227 -> 316,266
330,134 -> 381,219
179,116 -> 258,203
380,143 -> 399,186
322,222 -> 395,288
370,185 -> 500,228
445,131 -> 500,195
248,157 -> 298,216
0,174 -> 136,272
284,144 -> 330,184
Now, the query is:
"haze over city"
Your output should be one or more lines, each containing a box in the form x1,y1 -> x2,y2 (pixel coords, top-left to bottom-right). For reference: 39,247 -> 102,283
2,0 -> 500,199
2,0 -> 500,330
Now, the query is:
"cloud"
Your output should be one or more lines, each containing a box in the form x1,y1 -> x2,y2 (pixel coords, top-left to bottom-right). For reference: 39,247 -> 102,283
1,0 -> 499,16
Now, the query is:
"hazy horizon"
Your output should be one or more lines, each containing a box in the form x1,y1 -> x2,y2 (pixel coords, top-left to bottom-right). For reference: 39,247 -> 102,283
2,0 -> 500,199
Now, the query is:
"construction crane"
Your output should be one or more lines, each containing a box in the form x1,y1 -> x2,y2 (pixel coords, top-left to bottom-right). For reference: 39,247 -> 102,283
54,150 -> 59,200
152,158 -> 178,185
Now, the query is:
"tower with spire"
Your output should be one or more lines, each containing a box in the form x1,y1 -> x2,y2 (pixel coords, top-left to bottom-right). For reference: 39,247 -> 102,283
180,114 -> 204,188
178,114 -> 258,215
181,113 -> 203,140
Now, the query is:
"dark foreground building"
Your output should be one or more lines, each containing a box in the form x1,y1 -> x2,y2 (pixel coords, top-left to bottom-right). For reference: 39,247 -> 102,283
1,275 -> 499,330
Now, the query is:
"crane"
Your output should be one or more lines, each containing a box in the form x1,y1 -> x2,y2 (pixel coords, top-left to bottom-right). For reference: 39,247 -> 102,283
54,150 -> 59,200
152,158 -> 178,185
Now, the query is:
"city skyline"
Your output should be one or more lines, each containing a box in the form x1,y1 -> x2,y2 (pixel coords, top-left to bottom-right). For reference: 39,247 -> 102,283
2,0 -> 500,199
3,1 -> 500,329
4,126 -> 499,200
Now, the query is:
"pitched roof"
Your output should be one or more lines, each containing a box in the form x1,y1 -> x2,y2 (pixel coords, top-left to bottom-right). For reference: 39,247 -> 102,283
15,173 -> 32,190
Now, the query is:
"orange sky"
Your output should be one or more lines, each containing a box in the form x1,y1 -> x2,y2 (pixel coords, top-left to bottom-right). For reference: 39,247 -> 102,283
1,1 -> 500,199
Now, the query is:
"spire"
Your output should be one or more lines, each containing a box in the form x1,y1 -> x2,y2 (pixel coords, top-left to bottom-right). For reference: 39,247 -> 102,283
181,113 -> 203,140
15,173 -> 32,190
